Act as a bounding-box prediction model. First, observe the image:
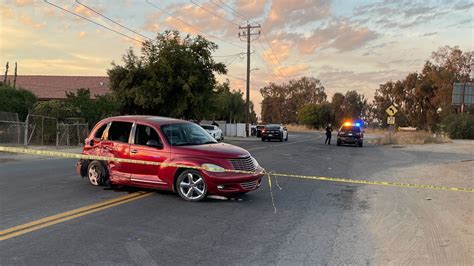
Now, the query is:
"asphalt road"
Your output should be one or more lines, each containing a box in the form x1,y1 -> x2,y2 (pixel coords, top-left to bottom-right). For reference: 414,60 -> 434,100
0,132 -> 472,265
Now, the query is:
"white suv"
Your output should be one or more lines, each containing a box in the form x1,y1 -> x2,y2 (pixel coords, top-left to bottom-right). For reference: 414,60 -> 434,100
201,124 -> 223,141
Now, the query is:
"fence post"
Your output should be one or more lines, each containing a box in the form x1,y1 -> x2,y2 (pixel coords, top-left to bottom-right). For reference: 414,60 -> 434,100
66,125 -> 70,146
56,123 -> 59,149
41,116 -> 44,146
24,114 -> 29,148
77,124 -> 80,145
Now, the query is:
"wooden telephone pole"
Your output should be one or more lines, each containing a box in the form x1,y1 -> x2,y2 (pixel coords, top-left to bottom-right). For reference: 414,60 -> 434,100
239,23 -> 260,137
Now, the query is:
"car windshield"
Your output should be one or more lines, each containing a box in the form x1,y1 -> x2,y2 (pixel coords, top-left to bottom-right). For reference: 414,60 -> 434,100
161,123 -> 217,146
340,126 -> 361,133
201,125 -> 214,130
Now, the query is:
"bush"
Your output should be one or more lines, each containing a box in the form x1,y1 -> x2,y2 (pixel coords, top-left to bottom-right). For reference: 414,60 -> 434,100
0,83 -> 37,120
442,114 -> 474,139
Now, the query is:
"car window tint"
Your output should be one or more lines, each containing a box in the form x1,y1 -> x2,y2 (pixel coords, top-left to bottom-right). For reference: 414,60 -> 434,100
135,124 -> 161,146
94,123 -> 107,139
201,125 -> 214,130
107,122 -> 133,143
266,126 -> 280,130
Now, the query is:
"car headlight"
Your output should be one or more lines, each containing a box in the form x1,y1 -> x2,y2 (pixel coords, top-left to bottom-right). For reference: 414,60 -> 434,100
202,163 -> 226,172
251,156 -> 260,167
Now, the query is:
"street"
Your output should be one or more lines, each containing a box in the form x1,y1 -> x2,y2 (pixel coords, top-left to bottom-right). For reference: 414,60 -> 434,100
1,132 -> 473,265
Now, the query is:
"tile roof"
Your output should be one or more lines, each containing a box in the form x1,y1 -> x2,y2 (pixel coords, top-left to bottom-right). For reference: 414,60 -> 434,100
5,75 -> 110,100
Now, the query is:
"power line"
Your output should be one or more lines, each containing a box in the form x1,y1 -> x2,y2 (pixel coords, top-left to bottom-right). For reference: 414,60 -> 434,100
190,0 -> 239,27
213,0 -> 248,21
44,0 -> 143,44
259,30 -> 291,78
145,0 -> 245,50
252,44 -> 285,84
74,0 -> 152,41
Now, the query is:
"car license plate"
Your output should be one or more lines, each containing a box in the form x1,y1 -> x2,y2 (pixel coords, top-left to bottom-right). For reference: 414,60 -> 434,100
268,134 -> 273,136
348,133 -> 353,136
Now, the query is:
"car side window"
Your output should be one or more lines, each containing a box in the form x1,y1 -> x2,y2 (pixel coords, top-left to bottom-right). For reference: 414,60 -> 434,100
135,124 -> 161,146
93,124 -> 108,139
107,122 -> 133,143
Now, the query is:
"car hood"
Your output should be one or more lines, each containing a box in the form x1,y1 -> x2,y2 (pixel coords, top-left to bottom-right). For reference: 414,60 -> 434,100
171,143 -> 250,159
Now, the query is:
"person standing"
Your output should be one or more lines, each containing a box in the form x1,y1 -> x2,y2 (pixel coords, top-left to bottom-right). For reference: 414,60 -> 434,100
325,124 -> 333,145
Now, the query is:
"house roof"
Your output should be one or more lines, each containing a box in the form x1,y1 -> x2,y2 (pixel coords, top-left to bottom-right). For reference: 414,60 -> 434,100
4,75 -> 110,100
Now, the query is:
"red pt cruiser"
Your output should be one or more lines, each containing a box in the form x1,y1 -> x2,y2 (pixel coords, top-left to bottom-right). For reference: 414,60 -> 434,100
76,116 -> 264,201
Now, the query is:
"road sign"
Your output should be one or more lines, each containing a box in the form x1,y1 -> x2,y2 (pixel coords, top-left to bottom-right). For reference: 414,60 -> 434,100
387,116 -> 395,125
385,105 -> 398,116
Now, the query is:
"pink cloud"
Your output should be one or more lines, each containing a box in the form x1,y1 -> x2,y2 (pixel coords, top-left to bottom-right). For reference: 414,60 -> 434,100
19,14 -> 45,29
264,0 -> 331,30
298,21 -> 378,53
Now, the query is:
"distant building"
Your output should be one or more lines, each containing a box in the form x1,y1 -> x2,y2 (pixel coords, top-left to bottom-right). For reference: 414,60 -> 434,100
5,75 -> 110,100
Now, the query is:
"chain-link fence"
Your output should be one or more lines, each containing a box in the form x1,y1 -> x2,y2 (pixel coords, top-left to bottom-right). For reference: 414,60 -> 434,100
0,113 -> 89,148
0,111 -> 25,145
25,114 -> 58,146
57,123 -> 89,147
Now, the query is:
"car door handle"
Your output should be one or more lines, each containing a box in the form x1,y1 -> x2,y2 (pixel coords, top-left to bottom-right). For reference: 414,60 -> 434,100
130,149 -> 138,154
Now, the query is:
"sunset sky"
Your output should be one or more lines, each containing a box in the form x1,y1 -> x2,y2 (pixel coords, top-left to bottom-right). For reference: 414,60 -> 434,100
1,0 -> 473,116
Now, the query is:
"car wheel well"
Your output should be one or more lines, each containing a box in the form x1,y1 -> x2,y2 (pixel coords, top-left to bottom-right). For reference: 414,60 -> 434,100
173,168 -> 188,192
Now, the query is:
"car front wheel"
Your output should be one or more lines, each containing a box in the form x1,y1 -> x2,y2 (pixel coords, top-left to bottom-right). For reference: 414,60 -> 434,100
87,161 -> 108,186
176,170 -> 208,201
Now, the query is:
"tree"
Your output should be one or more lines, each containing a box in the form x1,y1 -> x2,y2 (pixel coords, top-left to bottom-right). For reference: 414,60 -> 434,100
372,46 -> 473,131
108,30 -> 226,119
211,81 -> 257,123
341,90 -> 368,120
298,103 -> 332,129
33,89 -> 118,126
0,83 -> 37,120
260,77 -> 326,124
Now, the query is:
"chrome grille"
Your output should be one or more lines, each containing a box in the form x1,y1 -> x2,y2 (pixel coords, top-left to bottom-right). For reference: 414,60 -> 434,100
241,180 -> 259,190
229,156 -> 257,172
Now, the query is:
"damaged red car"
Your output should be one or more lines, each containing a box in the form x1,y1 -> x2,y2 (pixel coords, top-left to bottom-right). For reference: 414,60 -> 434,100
76,116 -> 264,201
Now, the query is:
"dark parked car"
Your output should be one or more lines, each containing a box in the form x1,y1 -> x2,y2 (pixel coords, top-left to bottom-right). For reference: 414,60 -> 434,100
337,123 -> 363,147
261,124 -> 288,142
76,116 -> 264,201
255,125 -> 265,137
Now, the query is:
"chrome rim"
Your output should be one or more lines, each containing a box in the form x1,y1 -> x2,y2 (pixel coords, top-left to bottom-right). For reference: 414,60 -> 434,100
88,166 -> 99,186
179,173 -> 206,200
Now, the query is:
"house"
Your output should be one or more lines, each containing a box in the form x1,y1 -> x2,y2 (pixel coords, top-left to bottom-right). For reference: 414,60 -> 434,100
4,75 -> 110,100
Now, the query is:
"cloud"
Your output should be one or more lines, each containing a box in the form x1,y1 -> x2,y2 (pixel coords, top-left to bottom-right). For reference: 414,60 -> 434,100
0,5 -> 13,18
74,4 -> 103,18
235,0 -> 266,20
77,31 -> 87,38
264,0 -> 331,30
421,32 -> 437,37
298,21 -> 379,53
274,64 -> 310,77
261,40 -> 291,65
19,14 -> 45,29
142,2 -> 236,38
15,0 -> 34,6
353,1 -> 454,29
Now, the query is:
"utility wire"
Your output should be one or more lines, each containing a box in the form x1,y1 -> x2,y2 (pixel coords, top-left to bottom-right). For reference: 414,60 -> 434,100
255,40 -> 287,82
214,0 -> 248,21
145,0 -> 245,50
75,0 -> 152,41
257,44 -> 284,83
190,0 -> 240,27
44,0 -> 143,44
260,30 -> 291,78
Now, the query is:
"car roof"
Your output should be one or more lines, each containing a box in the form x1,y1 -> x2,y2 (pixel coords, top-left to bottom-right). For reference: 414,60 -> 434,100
101,115 -> 187,126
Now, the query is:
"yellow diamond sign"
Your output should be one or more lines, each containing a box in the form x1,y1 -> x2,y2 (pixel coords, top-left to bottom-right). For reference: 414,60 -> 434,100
385,105 -> 398,116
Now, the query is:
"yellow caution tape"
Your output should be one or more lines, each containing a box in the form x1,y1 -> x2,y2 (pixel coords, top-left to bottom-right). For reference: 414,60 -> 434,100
0,146 -> 472,193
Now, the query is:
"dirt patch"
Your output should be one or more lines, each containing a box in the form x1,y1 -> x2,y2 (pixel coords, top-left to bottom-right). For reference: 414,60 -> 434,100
363,159 -> 473,264
368,131 -> 452,145
284,124 -> 315,132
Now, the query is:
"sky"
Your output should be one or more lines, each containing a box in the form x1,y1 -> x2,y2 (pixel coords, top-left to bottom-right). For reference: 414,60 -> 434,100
1,0 -> 473,117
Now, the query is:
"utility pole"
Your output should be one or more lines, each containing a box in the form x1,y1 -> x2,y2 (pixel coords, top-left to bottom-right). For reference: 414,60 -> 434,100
239,23 -> 260,137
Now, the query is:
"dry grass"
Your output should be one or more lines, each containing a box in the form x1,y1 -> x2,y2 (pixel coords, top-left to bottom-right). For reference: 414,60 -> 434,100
284,124 -> 315,132
370,131 -> 451,145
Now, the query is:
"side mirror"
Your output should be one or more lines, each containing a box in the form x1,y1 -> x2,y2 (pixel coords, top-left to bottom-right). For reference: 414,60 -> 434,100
146,140 -> 163,149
